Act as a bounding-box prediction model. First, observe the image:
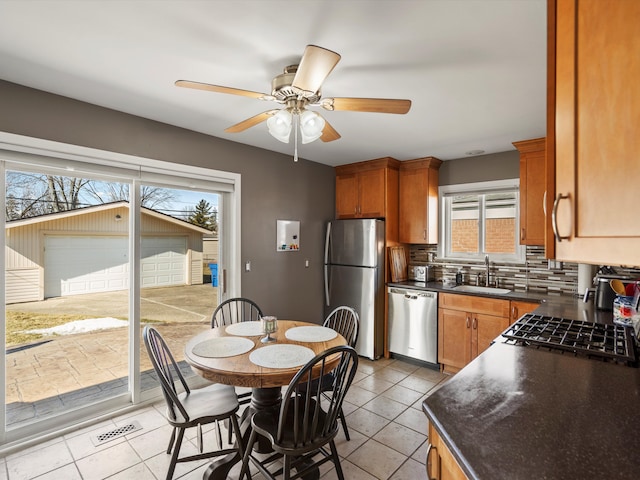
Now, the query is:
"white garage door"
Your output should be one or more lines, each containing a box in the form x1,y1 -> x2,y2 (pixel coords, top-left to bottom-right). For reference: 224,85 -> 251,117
44,236 -> 129,297
141,237 -> 187,288
44,236 -> 187,297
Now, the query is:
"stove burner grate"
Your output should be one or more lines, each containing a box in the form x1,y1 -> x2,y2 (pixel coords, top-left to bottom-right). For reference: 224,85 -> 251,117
502,314 -> 637,365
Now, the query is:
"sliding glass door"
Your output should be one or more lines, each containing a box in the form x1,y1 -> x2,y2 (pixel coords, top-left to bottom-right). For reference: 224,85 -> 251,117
4,169 -> 133,431
0,134 -> 240,446
138,186 -> 220,393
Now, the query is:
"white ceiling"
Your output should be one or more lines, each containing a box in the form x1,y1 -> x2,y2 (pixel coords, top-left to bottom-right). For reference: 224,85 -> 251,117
0,0 -> 547,167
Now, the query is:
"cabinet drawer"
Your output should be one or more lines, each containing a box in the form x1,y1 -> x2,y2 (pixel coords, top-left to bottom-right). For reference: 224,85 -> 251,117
439,293 -> 510,317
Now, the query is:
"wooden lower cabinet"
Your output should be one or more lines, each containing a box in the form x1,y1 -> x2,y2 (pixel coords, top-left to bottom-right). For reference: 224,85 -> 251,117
427,424 -> 468,480
509,300 -> 540,324
438,293 -> 510,374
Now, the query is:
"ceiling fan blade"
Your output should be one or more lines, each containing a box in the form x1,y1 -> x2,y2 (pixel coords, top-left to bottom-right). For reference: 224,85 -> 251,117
225,110 -> 279,133
323,97 -> 412,114
291,45 -> 341,94
320,119 -> 341,142
175,80 -> 270,100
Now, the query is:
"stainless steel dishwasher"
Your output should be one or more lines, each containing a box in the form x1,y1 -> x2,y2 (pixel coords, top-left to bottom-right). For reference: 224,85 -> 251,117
388,287 -> 438,364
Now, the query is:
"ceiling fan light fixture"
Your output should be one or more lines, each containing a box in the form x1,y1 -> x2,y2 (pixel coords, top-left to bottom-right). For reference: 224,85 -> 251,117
299,110 -> 325,144
266,109 -> 292,143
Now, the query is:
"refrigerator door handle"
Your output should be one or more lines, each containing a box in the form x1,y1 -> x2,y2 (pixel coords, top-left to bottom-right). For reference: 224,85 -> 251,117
324,222 -> 331,265
324,222 -> 331,306
324,264 -> 330,306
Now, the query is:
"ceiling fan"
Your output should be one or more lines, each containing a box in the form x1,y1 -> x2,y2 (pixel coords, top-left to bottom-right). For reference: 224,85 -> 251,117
175,45 -> 411,159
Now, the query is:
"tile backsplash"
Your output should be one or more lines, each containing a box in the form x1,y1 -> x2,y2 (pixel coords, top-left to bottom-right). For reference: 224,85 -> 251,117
409,245 -> 640,297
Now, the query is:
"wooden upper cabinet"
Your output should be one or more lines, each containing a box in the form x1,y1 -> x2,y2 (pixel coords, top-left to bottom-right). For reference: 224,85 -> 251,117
335,157 -> 400,220
357,168 -> 386,217
513,138 -> 545,246
335,173 -> 360,218
547,0 -> 640,266
399,157 -> 442,244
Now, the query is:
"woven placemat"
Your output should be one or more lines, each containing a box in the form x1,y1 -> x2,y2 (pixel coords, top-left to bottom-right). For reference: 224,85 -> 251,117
249,344 -> 315,369
285,326 -> 338,342
191,337 -> 254,358
225,321 -> 264,336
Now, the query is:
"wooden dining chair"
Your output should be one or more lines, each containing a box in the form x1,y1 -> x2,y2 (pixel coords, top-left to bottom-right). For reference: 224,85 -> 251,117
211,297 -> 264,328
210,297 -> 264,439
143,326 -> 245,480
324,306 -> 359,348
239,345 -> 359,480
322,306 -> 359,440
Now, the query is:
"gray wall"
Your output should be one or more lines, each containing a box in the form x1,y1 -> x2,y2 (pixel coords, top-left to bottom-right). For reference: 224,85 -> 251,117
439,150 -> 519,185
0,80 -> 335,323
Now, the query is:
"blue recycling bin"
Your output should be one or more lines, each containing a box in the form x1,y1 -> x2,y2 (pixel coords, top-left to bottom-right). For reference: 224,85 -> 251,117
209,263 -> 218,287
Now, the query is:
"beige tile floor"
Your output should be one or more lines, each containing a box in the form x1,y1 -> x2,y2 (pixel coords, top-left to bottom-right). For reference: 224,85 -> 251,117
0,356 -> 449,480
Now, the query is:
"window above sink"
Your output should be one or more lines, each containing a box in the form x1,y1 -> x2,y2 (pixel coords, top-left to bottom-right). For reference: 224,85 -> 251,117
438,179 -> 526,264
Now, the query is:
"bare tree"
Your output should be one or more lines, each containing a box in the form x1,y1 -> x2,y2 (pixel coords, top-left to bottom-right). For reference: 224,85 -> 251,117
6,173 -> 52,219
82,183 -> 177,209
5,172 -> 178,220
5,172 -> 79,219
45,176 -> 91,212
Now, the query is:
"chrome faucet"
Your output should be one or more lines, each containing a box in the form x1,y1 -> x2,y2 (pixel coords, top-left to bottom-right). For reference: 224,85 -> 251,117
484,254 -> 490,287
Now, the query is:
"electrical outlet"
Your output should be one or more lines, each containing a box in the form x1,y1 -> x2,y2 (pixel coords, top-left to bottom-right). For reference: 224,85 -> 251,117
245,261 -> 251,272
305,259 -> 309,268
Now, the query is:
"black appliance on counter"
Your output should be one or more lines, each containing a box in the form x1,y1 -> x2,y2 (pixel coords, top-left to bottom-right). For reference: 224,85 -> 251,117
501,313 -> 638,367
594,274 -> 632,310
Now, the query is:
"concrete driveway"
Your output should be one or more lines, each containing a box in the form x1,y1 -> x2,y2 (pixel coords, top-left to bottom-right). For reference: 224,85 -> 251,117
5,284 -> 220,426
6,283 -> 219,323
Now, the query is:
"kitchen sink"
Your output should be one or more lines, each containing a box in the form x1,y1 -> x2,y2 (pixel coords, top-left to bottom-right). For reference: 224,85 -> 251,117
453,285 -> 512,295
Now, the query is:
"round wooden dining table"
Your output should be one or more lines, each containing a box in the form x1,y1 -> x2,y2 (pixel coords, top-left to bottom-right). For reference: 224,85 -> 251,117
184,320 -> 347,480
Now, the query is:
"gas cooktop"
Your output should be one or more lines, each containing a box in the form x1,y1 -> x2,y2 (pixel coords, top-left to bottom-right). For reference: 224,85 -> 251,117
501,313 -> 638,366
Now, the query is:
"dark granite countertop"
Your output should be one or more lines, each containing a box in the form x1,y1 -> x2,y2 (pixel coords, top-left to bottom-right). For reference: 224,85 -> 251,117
422,342 -> 640,479
388,280 -> 549,303
388,280 -> 615,324
398,282 -> 640,480
408,279 -> 640,478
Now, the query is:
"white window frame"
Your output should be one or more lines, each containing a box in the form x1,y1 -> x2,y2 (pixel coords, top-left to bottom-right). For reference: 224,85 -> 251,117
438,179 -> 525,264
0,132 -> 241,448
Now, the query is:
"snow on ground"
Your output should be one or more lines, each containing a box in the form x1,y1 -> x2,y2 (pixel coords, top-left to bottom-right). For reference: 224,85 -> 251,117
24,318 -> 129,335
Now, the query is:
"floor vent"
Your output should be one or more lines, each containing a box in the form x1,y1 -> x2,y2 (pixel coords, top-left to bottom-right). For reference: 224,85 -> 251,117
91,420 -> 142,446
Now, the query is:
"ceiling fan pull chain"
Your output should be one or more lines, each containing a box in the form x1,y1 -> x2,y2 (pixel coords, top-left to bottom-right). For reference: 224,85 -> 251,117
293,114 -> 299,162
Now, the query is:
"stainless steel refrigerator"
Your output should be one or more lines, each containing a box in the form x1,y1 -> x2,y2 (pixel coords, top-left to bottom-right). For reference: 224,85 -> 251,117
324,219 -> 385,360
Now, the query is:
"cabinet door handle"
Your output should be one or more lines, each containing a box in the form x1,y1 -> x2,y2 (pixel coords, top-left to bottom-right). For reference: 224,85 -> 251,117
543,190 -> 547,217
512,305 -> 518,320
472,317 -> 477,329
426,443 -> 438,480
423,229 -> 427,240
521,227 -> 526,241
466,317 -> 470,328
551,193 -> 571,242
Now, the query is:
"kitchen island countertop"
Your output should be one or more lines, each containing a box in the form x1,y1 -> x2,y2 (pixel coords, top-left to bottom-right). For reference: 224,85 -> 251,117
408,280 -> 640,478
422,341 -> 640,479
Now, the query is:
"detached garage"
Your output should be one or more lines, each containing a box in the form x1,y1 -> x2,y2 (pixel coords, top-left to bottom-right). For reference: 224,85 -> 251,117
5,202 -> 210,303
